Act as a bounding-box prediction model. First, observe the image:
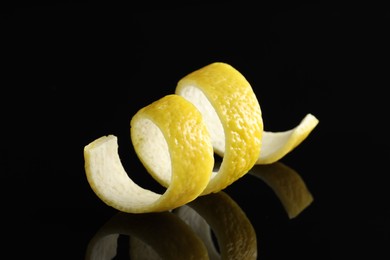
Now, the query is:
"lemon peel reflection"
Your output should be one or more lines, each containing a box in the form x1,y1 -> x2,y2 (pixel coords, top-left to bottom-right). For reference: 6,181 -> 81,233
249,161 -> 314,219
84,158 -> 314,259
175,191 -> 257,260
85,191 -> 257,260
85,211 -> 209,260
84,62 -> 319,214
174,206 -> 220,260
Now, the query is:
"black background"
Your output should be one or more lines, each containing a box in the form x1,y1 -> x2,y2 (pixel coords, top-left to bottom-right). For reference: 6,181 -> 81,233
1,1 -> 388,259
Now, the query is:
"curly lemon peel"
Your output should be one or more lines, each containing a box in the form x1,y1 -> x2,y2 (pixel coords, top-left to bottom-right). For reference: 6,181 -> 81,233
175,62 -> 263,195
84,62 -> 319,214
84,95 -> 214,213
257,113 -> 319,165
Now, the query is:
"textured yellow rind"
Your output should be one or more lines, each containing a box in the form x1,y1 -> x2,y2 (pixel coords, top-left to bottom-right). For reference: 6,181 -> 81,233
176,62 -> 263,195
84,61 -> 319,214
131,94 -> 214,205
84,95 -> 214,213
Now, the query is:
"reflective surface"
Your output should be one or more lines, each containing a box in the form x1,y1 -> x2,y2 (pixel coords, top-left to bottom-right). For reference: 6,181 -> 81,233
86,191 -> 257,260
85,162 -> 311,260
2,2 -> 387,259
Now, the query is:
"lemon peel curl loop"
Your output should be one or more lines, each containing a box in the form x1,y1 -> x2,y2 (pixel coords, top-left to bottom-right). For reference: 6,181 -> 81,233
84,62 -> 318,213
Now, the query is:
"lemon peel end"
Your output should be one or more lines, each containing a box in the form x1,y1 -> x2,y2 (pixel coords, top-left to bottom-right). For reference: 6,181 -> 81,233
256,113 -> 319,165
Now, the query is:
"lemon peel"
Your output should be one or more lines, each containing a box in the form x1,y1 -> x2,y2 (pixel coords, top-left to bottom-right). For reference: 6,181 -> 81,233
84,62 -> 318,214
84,95 -> 214,213
256,113 -> 319,165
175,62 -> 263,195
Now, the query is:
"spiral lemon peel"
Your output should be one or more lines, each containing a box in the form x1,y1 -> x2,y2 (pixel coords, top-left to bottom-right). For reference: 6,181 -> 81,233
84,62 -> 319,213
84,95 -> 214,213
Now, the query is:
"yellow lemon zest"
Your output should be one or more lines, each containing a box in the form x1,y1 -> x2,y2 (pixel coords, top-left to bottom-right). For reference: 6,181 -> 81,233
84,95 -> 214,213
84,62 -> 318,213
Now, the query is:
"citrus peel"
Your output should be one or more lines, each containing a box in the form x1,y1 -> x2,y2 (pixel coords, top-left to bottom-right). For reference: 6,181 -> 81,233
175,62 -> 263,195
257,113 -> 319,164
84,95 -> 214,213
84,62 -> 319,214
